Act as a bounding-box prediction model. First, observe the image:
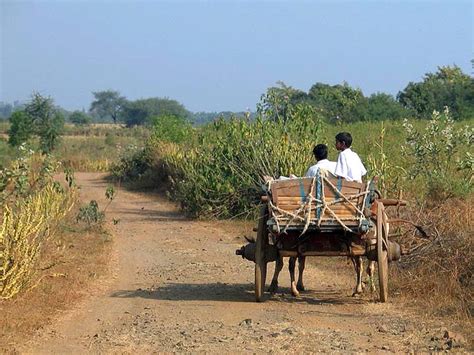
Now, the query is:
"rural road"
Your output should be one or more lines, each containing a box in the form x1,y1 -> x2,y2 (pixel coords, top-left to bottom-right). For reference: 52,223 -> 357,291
20,173 -> 448,353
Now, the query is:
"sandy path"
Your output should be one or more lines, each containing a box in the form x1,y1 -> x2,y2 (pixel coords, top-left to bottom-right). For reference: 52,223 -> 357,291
20,173 -> 450,353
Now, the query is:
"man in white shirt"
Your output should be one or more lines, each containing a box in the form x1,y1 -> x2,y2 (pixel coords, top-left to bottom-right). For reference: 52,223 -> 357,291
334,132 -> 367,183
305,144 -> 337,177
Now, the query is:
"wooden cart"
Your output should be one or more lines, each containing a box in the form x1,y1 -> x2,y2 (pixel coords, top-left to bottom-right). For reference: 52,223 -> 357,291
237,172 -> 404,303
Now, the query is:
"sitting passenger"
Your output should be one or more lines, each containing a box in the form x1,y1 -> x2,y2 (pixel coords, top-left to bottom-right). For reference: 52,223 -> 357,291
334,132 -> 367,183
305,144 -> 337,177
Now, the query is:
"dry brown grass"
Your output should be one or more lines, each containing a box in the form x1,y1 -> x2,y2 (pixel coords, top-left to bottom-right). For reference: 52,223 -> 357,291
0,214 -> 112,351
391,196 -> 473,321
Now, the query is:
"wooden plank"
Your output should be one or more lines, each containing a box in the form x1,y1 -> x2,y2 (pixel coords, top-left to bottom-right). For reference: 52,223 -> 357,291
271,178 -> 367,212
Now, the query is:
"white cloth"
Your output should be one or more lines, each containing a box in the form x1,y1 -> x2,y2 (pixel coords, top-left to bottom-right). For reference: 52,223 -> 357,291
305,159 -> 337,177
334,148 -> 367,183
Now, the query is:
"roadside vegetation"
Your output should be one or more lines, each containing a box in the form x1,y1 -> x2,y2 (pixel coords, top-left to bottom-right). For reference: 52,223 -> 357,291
0,148 -> 77,299
0,64 -> 472,326
107,66 -> 473,319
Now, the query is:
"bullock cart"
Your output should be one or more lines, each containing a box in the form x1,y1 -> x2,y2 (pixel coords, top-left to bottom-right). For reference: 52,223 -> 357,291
236,173 -> 405,303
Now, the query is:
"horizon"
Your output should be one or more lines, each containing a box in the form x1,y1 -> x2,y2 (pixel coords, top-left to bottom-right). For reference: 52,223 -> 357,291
1,1 -> 472,112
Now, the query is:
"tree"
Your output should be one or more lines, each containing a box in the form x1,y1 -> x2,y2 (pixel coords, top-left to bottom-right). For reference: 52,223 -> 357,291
365,93 -> 408,121
8,111 -> 33,146
257,81 -> 310,122
89,90 -> 126,124
24,93 -> 64,153
69,110 -> 92,125
8,93 -> 65,153
397,65 -> 474,120
308,82 -> 365,123
121,97 -> 190,127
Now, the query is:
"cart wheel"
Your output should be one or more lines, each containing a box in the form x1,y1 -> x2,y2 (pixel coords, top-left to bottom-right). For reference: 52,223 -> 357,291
376,202 -> 389,302
255,205 -> 269,302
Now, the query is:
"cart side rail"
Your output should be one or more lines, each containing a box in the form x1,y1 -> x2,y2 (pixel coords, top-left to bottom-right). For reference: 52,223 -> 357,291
267,172 -> 374,234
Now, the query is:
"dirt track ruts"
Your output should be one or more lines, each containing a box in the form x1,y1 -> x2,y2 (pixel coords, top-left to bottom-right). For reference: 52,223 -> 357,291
19,173 -> 456,353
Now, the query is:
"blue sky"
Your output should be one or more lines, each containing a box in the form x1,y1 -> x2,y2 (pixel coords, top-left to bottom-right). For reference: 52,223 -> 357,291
1,1 -> 472,112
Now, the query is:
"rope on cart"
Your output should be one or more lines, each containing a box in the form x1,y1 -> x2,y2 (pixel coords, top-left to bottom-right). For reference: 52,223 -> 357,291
267,174 -> 371,235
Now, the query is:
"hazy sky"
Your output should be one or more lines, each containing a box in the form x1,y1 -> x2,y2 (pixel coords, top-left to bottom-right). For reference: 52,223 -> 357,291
1,1 -> 472,112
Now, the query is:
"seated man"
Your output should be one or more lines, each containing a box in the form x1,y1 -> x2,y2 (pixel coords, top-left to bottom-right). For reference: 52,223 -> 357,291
305,144 -> 337,177
334,132 -> 367,183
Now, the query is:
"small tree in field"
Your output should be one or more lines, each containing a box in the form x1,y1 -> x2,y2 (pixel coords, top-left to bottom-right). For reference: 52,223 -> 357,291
8,111 -> 33,146
8,93 -> 64,153
89,90 -> 126,124
24,93 -> 64,153
69,110 -> 92,126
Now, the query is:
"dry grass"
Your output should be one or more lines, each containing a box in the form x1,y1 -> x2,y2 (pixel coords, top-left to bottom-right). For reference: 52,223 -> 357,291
391,196 -> 473,321
0,214 -> 112,351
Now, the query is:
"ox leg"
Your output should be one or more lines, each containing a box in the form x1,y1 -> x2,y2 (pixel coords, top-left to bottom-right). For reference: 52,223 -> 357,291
289,257 -> 300,297
268,255 -> 283,293
366,260 -> 376,293
296,256 -> 306,292
351,256 -> 364,296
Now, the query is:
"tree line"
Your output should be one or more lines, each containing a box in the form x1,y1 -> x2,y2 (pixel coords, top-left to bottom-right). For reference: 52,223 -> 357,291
263,65 -> 473,123
2,65 -> 473,146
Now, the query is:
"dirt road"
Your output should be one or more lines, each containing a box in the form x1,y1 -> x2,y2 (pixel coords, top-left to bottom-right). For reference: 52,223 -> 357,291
20,173 -> 458,353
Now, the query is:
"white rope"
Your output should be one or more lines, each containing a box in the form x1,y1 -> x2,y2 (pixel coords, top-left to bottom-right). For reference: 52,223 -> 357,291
267,176 -> 370,234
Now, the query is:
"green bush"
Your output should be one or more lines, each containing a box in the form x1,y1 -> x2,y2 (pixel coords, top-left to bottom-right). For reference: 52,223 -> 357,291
402,108 -> 473,199
109,144 -> 151,181
160,102 -> 323,218
151,114 -> 193,144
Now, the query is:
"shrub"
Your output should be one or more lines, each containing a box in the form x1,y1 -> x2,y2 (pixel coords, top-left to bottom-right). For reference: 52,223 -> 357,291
109,144 -> 151,181
161,102 -> 323,218
8,93 -> 65,154
76,200 -> 104,226
151,114 -> 193,144
0,151 -> 76,299
402,108 -> 473,200
8,111 -> 33,147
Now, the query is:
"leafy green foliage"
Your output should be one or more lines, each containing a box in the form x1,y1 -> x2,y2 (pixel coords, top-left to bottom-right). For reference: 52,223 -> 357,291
397,65 -> 474,120
308,82 -> 365,123
8,93 -> 65,153
89,90 -> 126,124
364,93 -> 408,121
69,110 -> 92,126
160,95 -> 323,218
105,185 -> 116,202
76,185 -> 116,228
110,144 -> 151,180
257,81 -> 310,122
121,97 -> 190,127
402,108 -> 473,199
151,114 -> 193,143
0,145 -> 67,205
8,111 -> 33,147
76,200 -> 104,226
27,93 -> 65,153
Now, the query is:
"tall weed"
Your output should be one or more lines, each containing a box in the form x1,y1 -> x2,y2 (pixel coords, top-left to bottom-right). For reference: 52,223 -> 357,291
402,108 -> 473,200
161,105 -> 323,218
0,150 -> 76,299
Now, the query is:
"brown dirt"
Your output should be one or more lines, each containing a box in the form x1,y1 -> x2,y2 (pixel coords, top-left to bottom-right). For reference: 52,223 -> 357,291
8,173 -> 471,353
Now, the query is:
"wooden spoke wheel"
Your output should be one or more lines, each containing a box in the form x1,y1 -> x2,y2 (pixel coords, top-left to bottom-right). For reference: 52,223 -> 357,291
255,205 -> 269,302
376,202 -> 389,302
